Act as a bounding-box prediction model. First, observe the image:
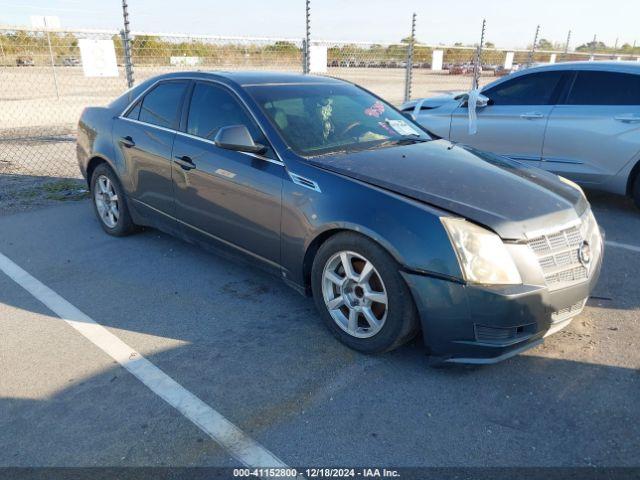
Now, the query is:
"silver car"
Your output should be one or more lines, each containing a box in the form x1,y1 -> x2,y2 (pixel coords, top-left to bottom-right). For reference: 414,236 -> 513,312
403,61 -> 640,207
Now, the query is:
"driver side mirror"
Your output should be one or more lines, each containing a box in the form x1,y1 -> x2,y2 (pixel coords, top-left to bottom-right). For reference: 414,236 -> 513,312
214,125 -> 266,155
462,93 -> 491,109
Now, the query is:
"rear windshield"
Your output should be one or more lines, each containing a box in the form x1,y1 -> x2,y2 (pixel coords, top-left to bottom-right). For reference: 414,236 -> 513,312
247,83 -> 431,156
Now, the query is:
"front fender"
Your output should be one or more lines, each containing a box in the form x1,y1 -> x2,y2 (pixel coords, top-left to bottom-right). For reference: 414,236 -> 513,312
280,159 -> 463,289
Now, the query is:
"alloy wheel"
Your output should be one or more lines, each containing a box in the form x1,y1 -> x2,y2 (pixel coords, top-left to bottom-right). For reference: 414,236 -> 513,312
321,250 -> 388,338
94,174 -> 119,228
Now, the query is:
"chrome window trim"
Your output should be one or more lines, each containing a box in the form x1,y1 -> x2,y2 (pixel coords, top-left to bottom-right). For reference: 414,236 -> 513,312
120,77 -> 192,119
119,116 -> 177,135
120,76 -> 194,118
117,116 -> 285,167
174,130 -> 284,166
117,74 -> 285,165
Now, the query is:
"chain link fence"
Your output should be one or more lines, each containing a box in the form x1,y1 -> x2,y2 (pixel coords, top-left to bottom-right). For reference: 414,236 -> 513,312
2,25 -> 640,180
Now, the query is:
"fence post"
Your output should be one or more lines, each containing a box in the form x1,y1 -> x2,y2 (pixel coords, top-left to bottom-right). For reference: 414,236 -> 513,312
527,24 -> 540,66
403,13 -> 416,103
472,18 -> 486,90
564,30 -> 571,54
121,0 -> 134,88
43,18 -> 60,99
0,34 -> 5,66
302,39 -> 307,73
303,0 -> 311,74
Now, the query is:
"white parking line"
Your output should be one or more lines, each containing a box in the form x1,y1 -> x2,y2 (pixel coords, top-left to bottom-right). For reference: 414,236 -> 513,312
606,241 -> 640,253
0,251 -> 288,469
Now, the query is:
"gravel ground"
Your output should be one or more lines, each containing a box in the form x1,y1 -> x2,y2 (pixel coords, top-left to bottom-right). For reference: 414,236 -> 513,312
0,174 -> 88,216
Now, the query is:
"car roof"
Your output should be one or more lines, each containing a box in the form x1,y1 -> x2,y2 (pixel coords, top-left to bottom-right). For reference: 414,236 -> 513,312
516,60 -> 640,75
477,60 -> 640,93
145,70 -> 346,88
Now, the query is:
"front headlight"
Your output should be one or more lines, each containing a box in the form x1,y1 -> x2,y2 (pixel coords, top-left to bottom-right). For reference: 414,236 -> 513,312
582,208 -> 603,258
441,217 -> 522,285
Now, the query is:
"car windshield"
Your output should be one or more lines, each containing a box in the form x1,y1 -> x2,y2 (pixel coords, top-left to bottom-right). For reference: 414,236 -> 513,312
247,83 -> 432,156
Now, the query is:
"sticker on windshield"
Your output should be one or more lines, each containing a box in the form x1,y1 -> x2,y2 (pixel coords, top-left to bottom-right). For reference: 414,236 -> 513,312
385,119 -> 421,136
364,101 -> 385,117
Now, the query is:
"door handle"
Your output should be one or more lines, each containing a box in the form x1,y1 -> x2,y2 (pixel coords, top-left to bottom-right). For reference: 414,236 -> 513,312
119,135 -> 135,148
520,112 -> 544,119
614,115 -> 640,123
174,155 -> 196,170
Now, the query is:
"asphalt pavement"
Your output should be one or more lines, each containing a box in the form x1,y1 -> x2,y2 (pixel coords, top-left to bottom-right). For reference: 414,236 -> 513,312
0,192 -> 638,469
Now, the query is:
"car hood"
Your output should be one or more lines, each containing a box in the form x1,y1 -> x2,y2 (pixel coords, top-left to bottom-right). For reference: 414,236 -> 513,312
401,94 -> 462,111
307,140 -> 588,240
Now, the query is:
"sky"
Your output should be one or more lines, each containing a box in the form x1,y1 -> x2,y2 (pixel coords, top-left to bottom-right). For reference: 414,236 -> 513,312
0,0 -> 637,50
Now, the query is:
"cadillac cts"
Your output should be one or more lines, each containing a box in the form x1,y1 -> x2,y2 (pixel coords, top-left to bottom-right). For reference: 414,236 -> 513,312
77,72 -> 603,364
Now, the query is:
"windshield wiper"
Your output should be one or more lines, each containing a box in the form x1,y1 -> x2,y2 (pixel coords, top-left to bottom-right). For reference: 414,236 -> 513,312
366,136 -> 429,150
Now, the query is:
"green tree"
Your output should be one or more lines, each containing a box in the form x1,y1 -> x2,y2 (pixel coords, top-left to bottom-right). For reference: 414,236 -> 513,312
576,41 -> 608,52
537,38 -> 553,50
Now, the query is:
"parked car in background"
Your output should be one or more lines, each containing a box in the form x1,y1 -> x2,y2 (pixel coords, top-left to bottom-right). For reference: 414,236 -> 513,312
482,64 -> 498,75
16,56 -> 35,66
449,63 -> 477,75
62,57 -> 81,66
403,61 -> 640,207
448,63 -> 467,75
77,71 -> 602,364
494,65 -> 513,77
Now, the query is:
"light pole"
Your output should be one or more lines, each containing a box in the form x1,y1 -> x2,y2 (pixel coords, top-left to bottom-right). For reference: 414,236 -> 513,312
44,17 -> 60,99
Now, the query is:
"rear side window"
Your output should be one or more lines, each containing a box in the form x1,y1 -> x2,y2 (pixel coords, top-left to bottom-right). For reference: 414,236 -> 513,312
186,82 -> 264,142
125,101 -> 141,120
138,81 -> 188,129
566,71 -> 640,105
483,71 -> 564,105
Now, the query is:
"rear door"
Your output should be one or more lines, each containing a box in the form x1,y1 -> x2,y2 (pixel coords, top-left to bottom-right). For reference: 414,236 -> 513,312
542,70 -> 640,185
171,81 -> 284,267
449,71 -> 566,165
114,80 -> 189,220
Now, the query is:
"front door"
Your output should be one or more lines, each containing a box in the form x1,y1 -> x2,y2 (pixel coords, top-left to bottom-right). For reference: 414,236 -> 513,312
171,81 -> 283,267
449,70 -> 566,166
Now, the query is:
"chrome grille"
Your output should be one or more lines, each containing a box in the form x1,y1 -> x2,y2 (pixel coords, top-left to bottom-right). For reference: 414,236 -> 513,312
527,213 -> 592,291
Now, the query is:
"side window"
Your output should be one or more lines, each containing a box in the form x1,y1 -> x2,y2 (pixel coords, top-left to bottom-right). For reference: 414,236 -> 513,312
483,71 -> 564,106
187,82 -> 265,144
566,71 -> 640,105
125,101 -> 141,120
138,81 -> 188,129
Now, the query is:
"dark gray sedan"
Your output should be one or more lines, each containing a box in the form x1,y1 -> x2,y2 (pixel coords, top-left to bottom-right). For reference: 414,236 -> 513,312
77,72 -> 603,364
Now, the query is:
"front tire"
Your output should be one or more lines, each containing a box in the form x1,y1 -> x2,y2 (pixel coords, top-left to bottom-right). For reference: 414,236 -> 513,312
311,232 -> 419,353
90,163 -> 136,236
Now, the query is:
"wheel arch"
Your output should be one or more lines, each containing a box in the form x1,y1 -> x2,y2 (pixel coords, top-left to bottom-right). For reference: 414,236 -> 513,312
85,155 -> 112,189
301,224 -> 406,295
626,157 -> 640,196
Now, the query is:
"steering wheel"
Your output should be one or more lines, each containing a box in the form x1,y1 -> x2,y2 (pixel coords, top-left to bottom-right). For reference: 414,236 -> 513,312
340,121 -> 363,138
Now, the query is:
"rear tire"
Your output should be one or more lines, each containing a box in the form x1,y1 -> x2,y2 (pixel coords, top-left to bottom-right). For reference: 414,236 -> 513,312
90,163 -> 137,237
311,232 -> 419,353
